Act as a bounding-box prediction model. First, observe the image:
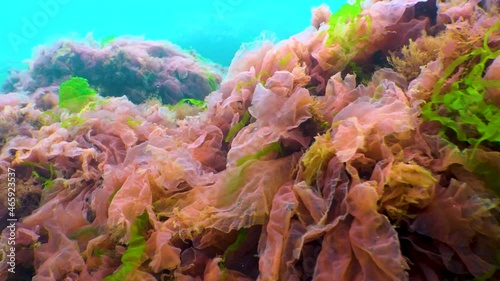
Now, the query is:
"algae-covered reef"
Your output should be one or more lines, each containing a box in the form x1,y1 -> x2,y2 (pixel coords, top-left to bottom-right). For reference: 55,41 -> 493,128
2,38 -> 224,104
1,0 -> 500,280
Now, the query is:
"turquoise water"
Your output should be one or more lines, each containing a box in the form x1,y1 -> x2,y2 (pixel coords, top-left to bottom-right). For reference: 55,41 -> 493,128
0,0 -> 344,82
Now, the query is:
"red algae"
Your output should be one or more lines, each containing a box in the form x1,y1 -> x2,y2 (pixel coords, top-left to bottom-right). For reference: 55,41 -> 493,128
1,0 -> 500,280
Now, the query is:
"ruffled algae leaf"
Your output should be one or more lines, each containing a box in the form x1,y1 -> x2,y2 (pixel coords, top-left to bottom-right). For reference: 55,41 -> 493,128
104,211 -> 149,281
326,0 -> 371,53
235,142 -> 283,167
461,149 -> 500,196
279,53 -> 293,67
38,110 -> 60,126
235,70 -> 270,92
327,0 -> 363,38
224,142 -> 284,198
59,76 -> 97,113
126,117 -> 142,129
382,163 -> 437,221
468,251 -> 500,281
108,186 -> 122,203
218,228 -> 248,278
386,163 -> 437,189
68,225 -> 102,240
301,132 -> 335,185
473,162 -> 500,196
85,98 -> 111,111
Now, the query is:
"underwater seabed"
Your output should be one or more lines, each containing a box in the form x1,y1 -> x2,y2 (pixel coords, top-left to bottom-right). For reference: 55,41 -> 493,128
1,0 -> 500,280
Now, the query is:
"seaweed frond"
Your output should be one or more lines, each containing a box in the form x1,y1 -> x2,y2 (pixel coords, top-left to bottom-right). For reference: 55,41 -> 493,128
326,0 -> 371,54
422,22 -> 500,154
103,212 -> 149,281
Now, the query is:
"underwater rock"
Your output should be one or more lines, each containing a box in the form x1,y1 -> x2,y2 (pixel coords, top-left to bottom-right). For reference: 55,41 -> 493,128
1,38 -> 225,104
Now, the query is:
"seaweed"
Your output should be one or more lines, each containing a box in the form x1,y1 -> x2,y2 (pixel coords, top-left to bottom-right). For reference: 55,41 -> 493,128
301,132 -> 335,185
6,1 -> 500,279
58,77 -> 98,113
101,36 -> 117,48
61,116 -> 84,129
460,149 -> 500,196
225,142 -> 284,197
206,72 -> 219,91
279,53 -> 293,67
92,247 -> 108,257
21,162 -> 56,190
382,163 -> 437,221
388,37 -> 441,80
85,98 -> 111,111
165,98 -> 205,120
38,110 -> 60,126
468,251 -> 500,281
108,186 -> 121,203
32,167 -> 55,190
235,71 -> 270,92
473,162 -> 500,195
326,0 -> 371,53
176,98 -> 206,108
125,117 -> 142,129
103,211 -> 149,281
220,228 -> 248,269
68,225 -> 102,240
345,61 -> 371,84
225,110 -> 251,142
422,22 -> 500,153
235,142 -> 283,167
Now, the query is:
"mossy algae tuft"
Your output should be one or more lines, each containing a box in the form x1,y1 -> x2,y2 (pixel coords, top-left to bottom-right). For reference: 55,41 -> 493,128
59,76 -> 98,113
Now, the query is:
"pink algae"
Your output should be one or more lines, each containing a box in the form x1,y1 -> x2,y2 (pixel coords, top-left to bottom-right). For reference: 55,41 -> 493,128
1,0 -> 500,280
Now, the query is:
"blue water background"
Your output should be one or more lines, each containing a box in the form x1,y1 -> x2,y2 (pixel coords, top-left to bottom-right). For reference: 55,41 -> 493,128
0,0 -> 345,84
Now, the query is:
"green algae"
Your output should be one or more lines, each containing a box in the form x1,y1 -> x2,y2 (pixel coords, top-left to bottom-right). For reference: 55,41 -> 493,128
126,117 -> 142,129
68,225 -> 101,240
206,72 -> 219,91
225,110 -> 251,142
61,116 -> 84,129
235,142 -> 283,167
326,0 -> 371,53
220,228 -> 248,270
59,77 -> 98,113
103,211 -> 149,281
38,110 -> 60,126
279,53 -> 293,67
235,71 -> 270,92
177,98 -> 206,108
224,142 -> 284,199
21,162 -> 55,190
